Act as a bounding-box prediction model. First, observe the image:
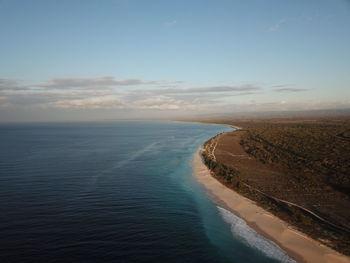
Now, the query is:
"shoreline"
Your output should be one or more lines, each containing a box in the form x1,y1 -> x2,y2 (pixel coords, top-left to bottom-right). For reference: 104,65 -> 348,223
168,120 -> 242,130
192,146 -> 350,263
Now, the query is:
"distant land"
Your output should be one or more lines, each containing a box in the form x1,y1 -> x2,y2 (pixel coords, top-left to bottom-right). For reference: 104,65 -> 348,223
179,108 -> 350,121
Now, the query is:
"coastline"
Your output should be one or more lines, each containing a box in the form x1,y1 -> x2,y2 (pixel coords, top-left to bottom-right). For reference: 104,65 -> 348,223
192,146 -> 350,263
169,120 -> 241,130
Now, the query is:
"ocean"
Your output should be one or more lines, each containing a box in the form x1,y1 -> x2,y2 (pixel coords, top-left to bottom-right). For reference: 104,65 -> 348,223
0,121 -> 295,263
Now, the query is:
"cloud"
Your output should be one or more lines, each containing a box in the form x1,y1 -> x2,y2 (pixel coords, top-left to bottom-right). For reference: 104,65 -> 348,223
44,95 -> 195,111
2,89 -> 117,106
0,76 -> 313,114
121,85 -> 262,111
132,97 -> 193,110
268,19 -> 286,32
131,85 -> 261,95
34,76 -> 180,89
274,88 -> 309,93
121,85 -> 262,109
47,97 -> 125,109
210,99 -> 350,114
0,96 -> 12,107
0,78 -> 27,91
2,75 -> 349,122
0,78 -> 264,112
271,84 -> 292,88
165,92 -> 246,103
165,20 -> 177,26
0,76 -> 183,91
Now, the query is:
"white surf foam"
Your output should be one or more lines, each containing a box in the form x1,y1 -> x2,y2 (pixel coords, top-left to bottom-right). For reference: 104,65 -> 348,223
217,206 -> 297,263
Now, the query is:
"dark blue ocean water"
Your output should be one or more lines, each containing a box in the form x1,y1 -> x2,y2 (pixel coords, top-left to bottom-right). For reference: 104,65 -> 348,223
0,121 -> 296,263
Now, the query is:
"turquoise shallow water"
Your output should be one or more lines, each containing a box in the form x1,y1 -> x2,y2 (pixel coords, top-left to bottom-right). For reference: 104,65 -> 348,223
0,121 -> 295,262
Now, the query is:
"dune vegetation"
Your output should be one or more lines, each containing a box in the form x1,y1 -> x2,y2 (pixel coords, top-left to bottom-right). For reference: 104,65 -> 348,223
200,118 -> 350,255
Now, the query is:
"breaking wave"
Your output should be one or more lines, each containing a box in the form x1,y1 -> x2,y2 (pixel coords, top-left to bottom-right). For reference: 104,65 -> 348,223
217,206 -> 297,263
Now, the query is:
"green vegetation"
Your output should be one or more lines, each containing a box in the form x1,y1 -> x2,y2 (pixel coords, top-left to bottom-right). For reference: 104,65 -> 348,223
238,120 -> 350,195
201,149 -> 241,186
200,117 -> 350,255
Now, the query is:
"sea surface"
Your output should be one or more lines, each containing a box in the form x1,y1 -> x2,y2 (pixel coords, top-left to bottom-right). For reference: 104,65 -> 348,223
0,121 -> 295,263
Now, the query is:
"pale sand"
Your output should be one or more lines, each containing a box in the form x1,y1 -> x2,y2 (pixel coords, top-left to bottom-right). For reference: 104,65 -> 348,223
193,148 -> 350,263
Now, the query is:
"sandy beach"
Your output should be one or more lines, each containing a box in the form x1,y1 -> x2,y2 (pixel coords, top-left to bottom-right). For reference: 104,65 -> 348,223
193,148 -> 350,263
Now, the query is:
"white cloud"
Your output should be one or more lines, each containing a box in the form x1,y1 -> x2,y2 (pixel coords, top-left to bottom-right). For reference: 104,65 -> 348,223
34,76 -> 181,89
130,85 -> 261,95
0,76 -> 183,91
268,19 -> 286,32
0,78 -> 278,112
40,94 -> 196,111
165,20 -> 177,26
47,97 -> 125,109
1,75 -> 348,117
132,97 -> 195,110
215,100 -> 350,113
0,78 -> 26,91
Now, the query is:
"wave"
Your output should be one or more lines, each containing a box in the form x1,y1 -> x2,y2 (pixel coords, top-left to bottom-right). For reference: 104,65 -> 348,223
217,206 -> 297,263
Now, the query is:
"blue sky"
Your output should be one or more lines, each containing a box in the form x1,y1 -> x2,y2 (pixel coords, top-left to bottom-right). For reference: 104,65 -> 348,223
1,0 -> 350,121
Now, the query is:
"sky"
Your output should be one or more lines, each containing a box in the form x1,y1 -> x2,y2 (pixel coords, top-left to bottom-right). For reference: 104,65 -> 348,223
0,0 -> 350,122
